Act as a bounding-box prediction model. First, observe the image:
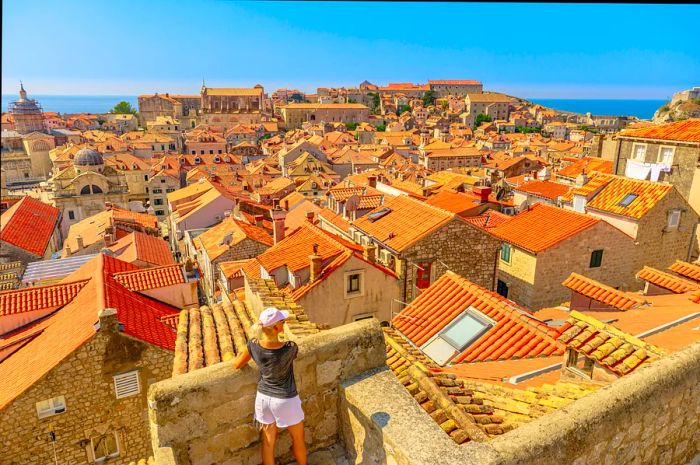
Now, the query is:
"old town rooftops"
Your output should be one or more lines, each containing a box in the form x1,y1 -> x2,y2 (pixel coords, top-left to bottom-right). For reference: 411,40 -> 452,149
112,264 -> 186,292
195,217 -> 273,261
618,119 -> 700,144
636,266 -> 700,294
668,260 -> 700,283
489,203 -> 600,254
393,271 -> 562,366
585,176 -> 673,220
352,195 -> 456,252
557,157 -> 613,179
0,196 -> 60,257
562,272 -> 646,311
512,180 -> 571,201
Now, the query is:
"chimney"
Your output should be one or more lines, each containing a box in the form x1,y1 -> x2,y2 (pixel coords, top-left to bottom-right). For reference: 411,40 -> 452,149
472,186 -> 492,204
309,244 -> 322,282
104,233 -> 115,246
363,243 -> 377,263
253,214 -> 264,227
576,170 -> 589,187
271,207 -> 287,244
306,211 -> 315,223
97,308 -> 119,334
65,244 -> 72,256
104,202 -> 113,211
368,176 -> 377,189
76,235 -> 84,250
283,199 -> 290,211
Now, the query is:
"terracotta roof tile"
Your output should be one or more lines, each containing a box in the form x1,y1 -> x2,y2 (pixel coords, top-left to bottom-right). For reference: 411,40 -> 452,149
559,173 -> 613,202
558,311 -> 666,375
352,196 -> 455,252
0,280 -> 89,316
108,231 -> 174,267
668,260 -> 700,283
489,203 -> 599,253
112,264 -> 185,292
197,217 -> 273,261
393,271 -> 562,364
619,119 -> 700,143
0,196 -> 60,256
557,157 -> 613,179
586,177 -> 672,219
463,211 -> 512,230
425,190 -> 481,215
636,266 -> 700,294
562,272 -> 646,311
513,180 -> 571,201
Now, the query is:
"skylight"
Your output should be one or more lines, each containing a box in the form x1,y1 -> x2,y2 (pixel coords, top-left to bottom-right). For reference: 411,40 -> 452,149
420,307 -> 495,366
367,207 -> 392,222
618,193 -> 638,207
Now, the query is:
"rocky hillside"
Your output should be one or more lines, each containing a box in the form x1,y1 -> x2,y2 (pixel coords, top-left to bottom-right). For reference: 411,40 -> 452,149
653,98 -> 700,123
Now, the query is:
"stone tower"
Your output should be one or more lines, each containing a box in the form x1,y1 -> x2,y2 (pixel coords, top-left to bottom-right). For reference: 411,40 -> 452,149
8,83 -> 45,134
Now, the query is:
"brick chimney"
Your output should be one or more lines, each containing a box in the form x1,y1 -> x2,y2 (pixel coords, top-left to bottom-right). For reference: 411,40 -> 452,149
309,243 -> 322,282
306,211 -> 315,223
271,207 -> 287,244
472,186 -> 492,204
253,214 -> 264,227
363,243 -> 377,263
368,176 -> 377,189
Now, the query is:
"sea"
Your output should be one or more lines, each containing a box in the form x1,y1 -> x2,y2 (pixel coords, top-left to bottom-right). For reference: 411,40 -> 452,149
1,95 -> 666,120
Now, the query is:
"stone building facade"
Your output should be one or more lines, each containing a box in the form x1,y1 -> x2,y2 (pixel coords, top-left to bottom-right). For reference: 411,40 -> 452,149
137,94 -> 200,127
280,103 -> 370,129
0,310 -> 173,465
199,86 -> 265,129
497,221 -> 637,310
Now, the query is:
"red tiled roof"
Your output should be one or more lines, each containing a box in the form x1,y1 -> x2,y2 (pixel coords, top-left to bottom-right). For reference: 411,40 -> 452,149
562,272 -> 645,311
557,157 -> 613,179
0,280 -> 89,316
0,254 -> 178,409
586,177 -> 672,220
668,260 -> 700,283
619,119 -> 700,143
463,211 -> 512,230
289,251 -> 353,301
489,203 -> 599,253
513,180 -> 571,201
108,231 -> 175,267
393,271 -> 562,364
317,208 -> 352,233
0,196 -> 60,256
352,195 -> 455,252
558,311 -> 666,375
425,190 -> 481,215
112,264 -> 185,292
636,266 -> 700,294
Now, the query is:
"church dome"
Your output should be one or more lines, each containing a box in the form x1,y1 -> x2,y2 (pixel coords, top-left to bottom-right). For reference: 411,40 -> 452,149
74,148 -> 104,166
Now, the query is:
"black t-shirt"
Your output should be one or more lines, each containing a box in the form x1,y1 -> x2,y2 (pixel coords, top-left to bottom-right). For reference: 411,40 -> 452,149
246,339 -> 298,399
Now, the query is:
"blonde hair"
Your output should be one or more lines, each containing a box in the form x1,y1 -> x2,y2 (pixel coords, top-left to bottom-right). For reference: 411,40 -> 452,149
251,322 -> 280,340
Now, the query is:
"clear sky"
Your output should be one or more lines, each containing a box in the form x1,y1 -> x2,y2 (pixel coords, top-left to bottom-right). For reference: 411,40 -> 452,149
2,1 -> 699,99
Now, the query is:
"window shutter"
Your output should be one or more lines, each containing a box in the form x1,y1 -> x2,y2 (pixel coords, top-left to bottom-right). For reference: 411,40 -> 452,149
113,371 -> 140,399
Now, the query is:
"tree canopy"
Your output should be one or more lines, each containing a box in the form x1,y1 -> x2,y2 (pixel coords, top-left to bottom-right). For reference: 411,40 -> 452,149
110,101 -> 137,115
422,90 -> 437,107
474,113 -> 492,127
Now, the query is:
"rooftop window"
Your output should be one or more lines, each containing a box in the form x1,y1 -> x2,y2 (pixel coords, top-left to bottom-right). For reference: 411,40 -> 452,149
420,307 -> 495,366
618,193 -> 638,207
367,207 -> 392,222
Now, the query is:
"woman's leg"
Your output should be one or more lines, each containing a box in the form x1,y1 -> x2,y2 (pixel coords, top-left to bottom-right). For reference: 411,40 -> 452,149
287,422 -> 306,465
260,423 -> 278,465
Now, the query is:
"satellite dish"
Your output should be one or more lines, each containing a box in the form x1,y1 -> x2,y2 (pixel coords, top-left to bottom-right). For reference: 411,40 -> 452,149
345,194 -> 361,212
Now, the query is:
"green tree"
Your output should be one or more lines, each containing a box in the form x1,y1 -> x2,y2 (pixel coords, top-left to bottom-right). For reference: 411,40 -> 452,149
347,98 -> 356,104
289,93 -> 304,103
376,124 -> 386,132
422,90 -> 437,107
110,101 -> 137,115
368,92 -> 380,112
441,101 -> 449,110
397,104 -> 412,116
474,113 -> 492,127
345,122 -> 358,131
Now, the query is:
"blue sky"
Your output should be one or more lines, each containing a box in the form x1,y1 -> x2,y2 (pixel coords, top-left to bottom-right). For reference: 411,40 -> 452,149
2,1 -> 699,98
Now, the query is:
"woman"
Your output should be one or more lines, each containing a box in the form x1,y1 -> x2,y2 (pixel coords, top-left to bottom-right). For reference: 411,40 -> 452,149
233,307 -> 307,465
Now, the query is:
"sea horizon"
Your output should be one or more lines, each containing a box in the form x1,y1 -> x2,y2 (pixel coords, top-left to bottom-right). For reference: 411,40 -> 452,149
2,94 -> 668,119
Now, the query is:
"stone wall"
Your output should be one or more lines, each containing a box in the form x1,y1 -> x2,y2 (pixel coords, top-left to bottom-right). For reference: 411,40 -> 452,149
401,219 -> 501,302
0,311 -> 173,465
147,319 -> 386,465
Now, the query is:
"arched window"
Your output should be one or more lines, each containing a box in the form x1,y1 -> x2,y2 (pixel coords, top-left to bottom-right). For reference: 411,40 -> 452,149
80,184 -> 103,195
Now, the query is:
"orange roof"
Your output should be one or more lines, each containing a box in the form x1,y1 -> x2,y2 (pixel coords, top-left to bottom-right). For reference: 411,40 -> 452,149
317,208 -> 352,233
513,180 -> 571,201
463,210 -> 513,230
108,231 -> 175,267
288,251 -> 353,301
619,119 -> 700,143
636,266 -> 700,294
557,157 -> 613,179
424,190 -> 481,215
586,177 -> 672,220
562,272 -> 645,311
0,254 -> 178,409
668,260 -> 700,283
112,264 -> 185,292
352,195 -> 455,252
0,196 -> 60,256
197,217 -> 273,261
490,203 -> 599,253
559,173 -> 614,202
218,260 -> 249,279
558,311 -> 665,375
0,280 -> 88,316
393,271 -> 562,363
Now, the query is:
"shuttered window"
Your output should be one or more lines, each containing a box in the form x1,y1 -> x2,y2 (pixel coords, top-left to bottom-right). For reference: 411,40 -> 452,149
113,371 -> 140,399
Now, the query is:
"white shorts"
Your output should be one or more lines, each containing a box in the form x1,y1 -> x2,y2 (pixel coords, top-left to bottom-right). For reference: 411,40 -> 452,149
254,392 -> 304,428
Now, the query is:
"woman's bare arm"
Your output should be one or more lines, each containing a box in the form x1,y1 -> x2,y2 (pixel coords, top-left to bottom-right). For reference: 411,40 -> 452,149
232,347 -> 251,370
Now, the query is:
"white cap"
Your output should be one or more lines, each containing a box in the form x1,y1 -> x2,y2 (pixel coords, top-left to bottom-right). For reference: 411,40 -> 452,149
258,307 -> 289,328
